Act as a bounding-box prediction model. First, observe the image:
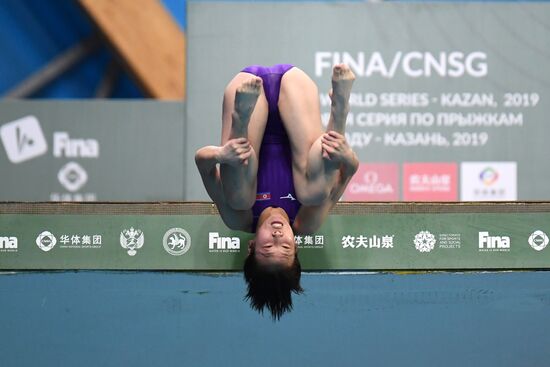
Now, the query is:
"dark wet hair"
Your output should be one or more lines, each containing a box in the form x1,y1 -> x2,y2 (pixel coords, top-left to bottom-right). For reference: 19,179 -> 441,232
243,249 -> 304,321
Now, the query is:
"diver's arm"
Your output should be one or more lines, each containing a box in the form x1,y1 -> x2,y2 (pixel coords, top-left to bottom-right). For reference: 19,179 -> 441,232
195,146 -> 224,202
293,148 -> 358,234
195,146 -> 253,232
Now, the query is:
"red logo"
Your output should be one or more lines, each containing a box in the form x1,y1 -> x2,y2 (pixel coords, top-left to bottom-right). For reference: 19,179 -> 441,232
256,192 -> 271,201
403,163 -> 457,201
344,163 -> 398,201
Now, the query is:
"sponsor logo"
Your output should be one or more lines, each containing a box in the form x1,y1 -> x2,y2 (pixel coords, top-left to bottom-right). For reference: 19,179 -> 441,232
208,232 -> 240,253
163,228 -> 191,256
403,163 -> 457,201
479,167 -> 499,186
345,163 -> 398,201
57,234 -> 102,249
342,234 -> 394,249
296,235 -> 325,249
528,230 -> 549,251
256,192 -> 271,201
36,231 -> 57,252
479,231 -> 510,252
50,132 -> 98,201
280,193 -> 296,201
120,227 -> 144,256
58,162 -> 88,192
50,193 -> 97,202
461,162 -> 517,201
0,236 -> 18,253
437,233 -> 462,249
414,231 -> 436,253
0,115 -> 48,163
412,231 -> 462,253
53,132 -> 99,158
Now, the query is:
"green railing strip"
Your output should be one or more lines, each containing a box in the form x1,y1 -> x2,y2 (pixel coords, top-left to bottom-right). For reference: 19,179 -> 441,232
1,202 -> 549,271
3,201 -> 550,214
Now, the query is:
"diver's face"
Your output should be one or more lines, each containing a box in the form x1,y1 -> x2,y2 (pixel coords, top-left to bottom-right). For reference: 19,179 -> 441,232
251,208 -> 296,267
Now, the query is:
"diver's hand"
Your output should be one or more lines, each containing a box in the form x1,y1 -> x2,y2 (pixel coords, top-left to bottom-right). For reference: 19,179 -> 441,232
217,138 -> 252,166
321,131 -> 354,164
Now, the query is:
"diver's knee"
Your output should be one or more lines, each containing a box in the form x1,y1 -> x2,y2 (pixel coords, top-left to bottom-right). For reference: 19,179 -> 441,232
226,192 -> 255,211
297,188 -> 329,206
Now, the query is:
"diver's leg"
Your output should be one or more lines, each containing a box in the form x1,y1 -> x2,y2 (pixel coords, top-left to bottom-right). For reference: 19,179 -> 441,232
219,74 -> 268,210
278,64 -> 354,205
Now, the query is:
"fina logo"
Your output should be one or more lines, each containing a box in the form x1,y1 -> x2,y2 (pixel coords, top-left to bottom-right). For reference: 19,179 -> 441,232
209,232 -> 240,253
53,132 -> 99,158
0,236 -> 18,252
315,51 -> 488,78
478,231 -> 510,252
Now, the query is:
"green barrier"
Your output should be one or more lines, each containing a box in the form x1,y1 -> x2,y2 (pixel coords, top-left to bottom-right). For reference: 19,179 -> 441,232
1,202 -> 549,271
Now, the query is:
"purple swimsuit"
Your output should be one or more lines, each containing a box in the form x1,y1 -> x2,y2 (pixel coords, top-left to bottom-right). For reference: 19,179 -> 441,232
241,64 -> 301,231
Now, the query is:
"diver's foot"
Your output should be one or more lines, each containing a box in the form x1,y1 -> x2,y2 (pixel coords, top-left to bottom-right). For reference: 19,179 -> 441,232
329,64 -> 355,122
232,77 -> 262,137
